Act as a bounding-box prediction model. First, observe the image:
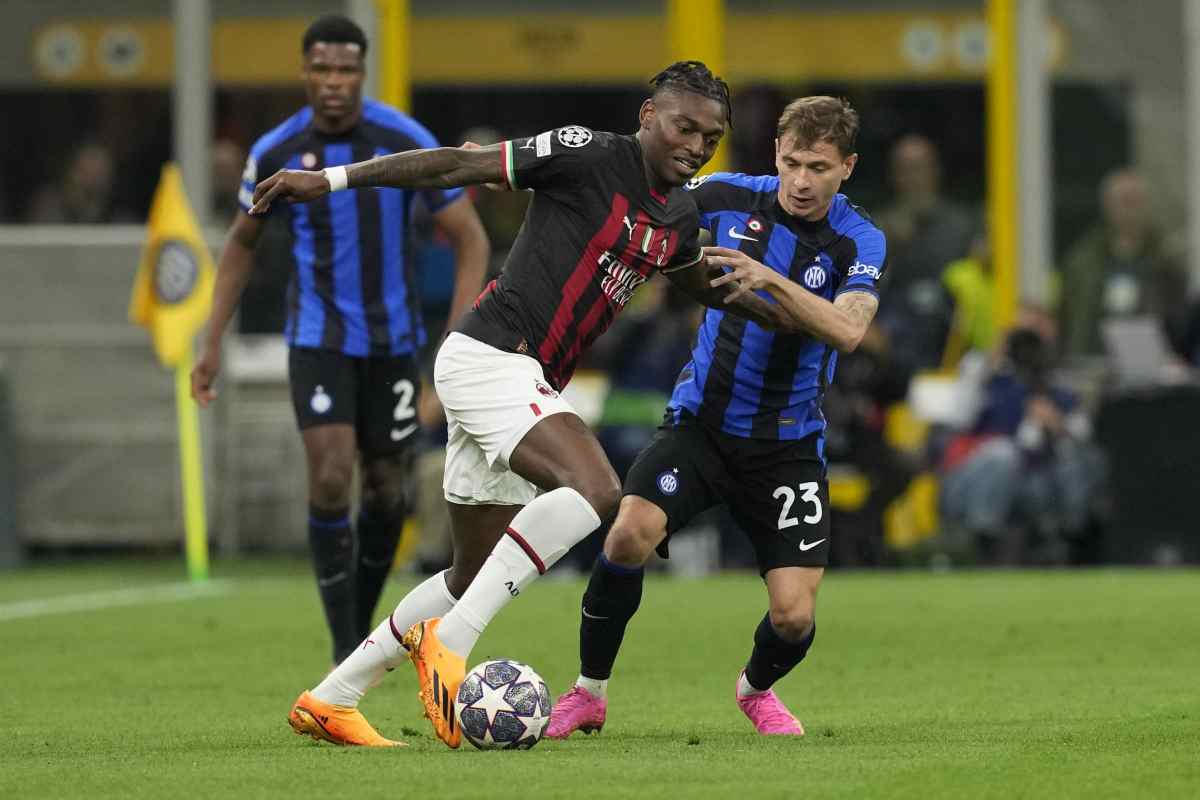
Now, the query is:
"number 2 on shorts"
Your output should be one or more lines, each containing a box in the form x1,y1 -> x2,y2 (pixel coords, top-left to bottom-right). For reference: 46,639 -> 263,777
773,482 -> 822,529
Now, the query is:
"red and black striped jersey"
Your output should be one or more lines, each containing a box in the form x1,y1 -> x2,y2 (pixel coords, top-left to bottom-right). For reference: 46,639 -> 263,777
456,126 -> 703,390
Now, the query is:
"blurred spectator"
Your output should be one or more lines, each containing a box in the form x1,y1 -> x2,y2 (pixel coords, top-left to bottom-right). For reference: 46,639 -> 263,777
822,325 -> 915,566
875,134 -> 976,376
26,142 -> 134,224
1058,168 -> 1189,359
939,313 -> 1105,564
940,229 -> 998,366
211,138 -> 246,225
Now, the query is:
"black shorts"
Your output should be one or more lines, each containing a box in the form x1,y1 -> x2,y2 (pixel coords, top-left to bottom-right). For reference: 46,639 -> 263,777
624,417 -> 831,573
288,347 -> 421,457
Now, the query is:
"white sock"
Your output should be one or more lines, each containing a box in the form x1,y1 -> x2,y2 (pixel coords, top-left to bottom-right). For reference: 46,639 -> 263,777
576,675 -> 608,698
312,570 -> 457,707
436,488 -> 601,658
737,671 -> 767,698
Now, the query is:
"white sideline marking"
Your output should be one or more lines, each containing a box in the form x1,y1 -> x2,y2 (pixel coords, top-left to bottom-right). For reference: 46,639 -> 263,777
0,580 -> 233,622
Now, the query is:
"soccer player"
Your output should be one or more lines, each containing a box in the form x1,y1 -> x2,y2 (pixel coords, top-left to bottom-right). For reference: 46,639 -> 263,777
546,96 -> 886,738
253,62 -> 793,748
191,15 -> 489,669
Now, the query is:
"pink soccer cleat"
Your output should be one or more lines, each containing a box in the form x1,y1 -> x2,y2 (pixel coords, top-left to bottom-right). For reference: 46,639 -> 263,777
545,685 -> 607,739
735,671 -> 805,736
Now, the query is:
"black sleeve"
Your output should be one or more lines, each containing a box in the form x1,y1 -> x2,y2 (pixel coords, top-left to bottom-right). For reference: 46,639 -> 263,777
661,202 -> 704,274
499,126 -> 611,191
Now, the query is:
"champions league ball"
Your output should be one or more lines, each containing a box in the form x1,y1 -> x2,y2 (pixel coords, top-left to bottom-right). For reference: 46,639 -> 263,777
454,659 -> 552,750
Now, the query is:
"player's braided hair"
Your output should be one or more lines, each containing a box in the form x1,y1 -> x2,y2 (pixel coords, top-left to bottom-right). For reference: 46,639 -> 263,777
650,61 -> 733,128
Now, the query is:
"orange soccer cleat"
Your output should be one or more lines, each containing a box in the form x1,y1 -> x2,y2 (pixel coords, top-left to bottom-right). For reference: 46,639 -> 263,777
287,690 -> 405,747
403,618 -> 465,749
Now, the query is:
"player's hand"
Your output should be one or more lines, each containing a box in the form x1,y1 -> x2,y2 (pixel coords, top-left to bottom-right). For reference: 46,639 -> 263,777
250,169 -> 330,215
191,347 -> 220,408
417,378 -> 445,427
462,141 -> 507,191
704,246 -> 778,302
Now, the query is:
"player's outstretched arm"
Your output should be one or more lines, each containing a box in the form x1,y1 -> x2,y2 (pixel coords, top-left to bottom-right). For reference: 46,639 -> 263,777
705,245 -> 879,352
249,144 -> 505,214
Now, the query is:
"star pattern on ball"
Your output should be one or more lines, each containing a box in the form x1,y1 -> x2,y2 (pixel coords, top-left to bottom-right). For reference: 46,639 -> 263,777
472,673 -> 518,729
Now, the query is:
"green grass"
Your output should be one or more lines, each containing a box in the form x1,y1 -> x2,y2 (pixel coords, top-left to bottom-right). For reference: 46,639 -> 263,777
3,560 -> 1199,799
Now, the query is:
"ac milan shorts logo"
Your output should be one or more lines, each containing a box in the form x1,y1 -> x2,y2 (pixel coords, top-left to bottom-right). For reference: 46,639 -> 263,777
557,126 -> 593,148
534,380 -> 558,398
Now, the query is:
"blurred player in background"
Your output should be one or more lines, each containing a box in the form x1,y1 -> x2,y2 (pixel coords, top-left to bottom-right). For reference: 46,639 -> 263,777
191,15 -> 489,666
547,97 -> 886,738
254,61 -> 797,748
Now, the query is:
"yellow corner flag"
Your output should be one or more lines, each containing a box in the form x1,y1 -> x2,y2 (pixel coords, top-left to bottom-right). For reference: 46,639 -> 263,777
129,164 -> 215,367
129,163 -> 213,582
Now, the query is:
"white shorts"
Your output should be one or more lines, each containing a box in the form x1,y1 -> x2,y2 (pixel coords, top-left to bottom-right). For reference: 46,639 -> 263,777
435,332 -> 578,506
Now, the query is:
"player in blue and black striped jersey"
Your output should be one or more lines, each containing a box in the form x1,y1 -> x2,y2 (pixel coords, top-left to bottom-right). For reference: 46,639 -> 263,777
190,15 -> 489,666
550,97 -> 886,738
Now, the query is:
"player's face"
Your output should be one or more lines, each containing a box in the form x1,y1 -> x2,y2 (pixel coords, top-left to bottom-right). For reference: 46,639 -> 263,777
775,135 -> 857,221
639,91 -> 727,188
303,42 -> 365,129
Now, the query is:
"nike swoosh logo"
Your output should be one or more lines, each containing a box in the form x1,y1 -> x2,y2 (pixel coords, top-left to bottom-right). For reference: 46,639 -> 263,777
390,423 -> 418,442
728,226 -> 758,242
581,608 -> 609,620
797,538 -> 826,552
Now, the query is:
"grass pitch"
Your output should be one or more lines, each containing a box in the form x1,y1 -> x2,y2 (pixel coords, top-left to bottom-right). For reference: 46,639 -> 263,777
2,559 -> 1198,799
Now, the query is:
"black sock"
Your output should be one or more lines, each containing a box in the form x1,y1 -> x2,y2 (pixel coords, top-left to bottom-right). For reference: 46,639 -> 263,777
579,553 -> 645,681
308,505 -> 358,663
355,506 -> 404,639
745,615 -> 816,692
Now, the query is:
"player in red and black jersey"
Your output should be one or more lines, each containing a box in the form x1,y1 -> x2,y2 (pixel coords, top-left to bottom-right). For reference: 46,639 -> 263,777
253,62 -> 788,748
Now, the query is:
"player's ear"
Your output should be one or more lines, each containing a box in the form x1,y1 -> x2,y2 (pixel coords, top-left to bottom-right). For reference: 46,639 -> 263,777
843,152 -> 858,179
639,98 -> 656,131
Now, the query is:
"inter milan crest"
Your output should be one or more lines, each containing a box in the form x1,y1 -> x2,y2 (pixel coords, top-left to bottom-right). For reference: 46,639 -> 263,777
804,255 -> 828,290
310,385 -> 332,415
557,125 -> 593,148
657,469 -> 680,496
154,240 -> 199,304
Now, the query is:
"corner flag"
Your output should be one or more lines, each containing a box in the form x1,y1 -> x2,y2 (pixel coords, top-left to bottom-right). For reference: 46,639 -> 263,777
129,163 -> 212,582
129,164 -> 215,366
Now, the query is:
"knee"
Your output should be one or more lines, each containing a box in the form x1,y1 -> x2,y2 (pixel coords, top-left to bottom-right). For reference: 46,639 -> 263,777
603,519 -> 658,568
768,604 -> 815,643
310,454 -> 354,508
360,476 -> 408,519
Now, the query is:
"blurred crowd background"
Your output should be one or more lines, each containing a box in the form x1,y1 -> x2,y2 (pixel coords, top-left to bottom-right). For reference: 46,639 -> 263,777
2,0 -> 1199,574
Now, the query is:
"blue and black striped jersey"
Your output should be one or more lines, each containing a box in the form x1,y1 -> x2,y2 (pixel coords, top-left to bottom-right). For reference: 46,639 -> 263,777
240,99 -> 463,357
668,172 -> 887,441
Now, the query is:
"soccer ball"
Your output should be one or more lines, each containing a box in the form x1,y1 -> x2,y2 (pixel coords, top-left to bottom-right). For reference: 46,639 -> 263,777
454,659 -> 552,750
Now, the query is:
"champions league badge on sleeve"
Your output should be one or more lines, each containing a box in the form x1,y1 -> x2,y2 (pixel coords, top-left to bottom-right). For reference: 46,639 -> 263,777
657,468 -> 680,496
557,125 -> 593,148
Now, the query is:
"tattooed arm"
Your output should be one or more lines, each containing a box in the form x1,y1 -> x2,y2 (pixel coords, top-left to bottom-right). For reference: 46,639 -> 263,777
704,245 -> 880,352
250,144 -> 504,214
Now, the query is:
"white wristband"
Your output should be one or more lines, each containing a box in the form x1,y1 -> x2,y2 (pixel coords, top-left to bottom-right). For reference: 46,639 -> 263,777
323,166 -> 348,192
